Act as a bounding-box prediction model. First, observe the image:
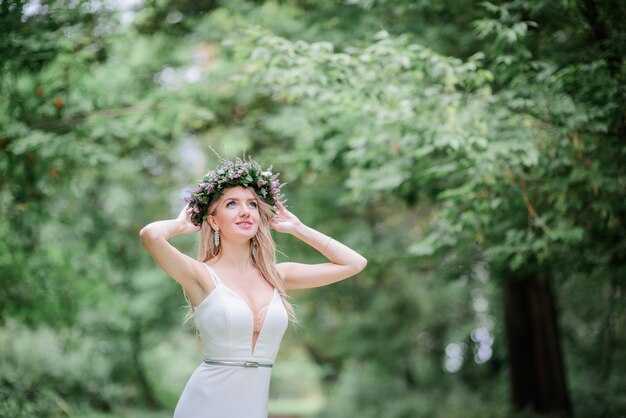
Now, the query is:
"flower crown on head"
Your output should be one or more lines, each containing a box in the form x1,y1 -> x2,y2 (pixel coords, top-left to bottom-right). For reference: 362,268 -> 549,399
183,154 -> 286,226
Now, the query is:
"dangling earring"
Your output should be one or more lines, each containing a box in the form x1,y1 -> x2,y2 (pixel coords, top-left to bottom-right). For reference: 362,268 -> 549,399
214,230 -> 220,247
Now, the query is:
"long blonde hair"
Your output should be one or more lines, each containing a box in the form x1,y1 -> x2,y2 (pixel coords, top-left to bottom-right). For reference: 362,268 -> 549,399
184,187 -> 296,324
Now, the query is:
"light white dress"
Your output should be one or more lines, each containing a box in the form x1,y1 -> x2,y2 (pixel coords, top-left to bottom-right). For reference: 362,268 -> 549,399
173,264 -> 288,418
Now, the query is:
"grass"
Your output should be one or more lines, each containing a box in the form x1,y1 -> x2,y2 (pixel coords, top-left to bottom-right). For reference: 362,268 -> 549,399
269,397 -> 324,416
73,403 -> 321,418
72,409 -> 171,418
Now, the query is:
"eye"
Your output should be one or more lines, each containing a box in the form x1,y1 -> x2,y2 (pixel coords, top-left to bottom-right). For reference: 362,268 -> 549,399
248,201 -> 258,208
226,201 -> 236,207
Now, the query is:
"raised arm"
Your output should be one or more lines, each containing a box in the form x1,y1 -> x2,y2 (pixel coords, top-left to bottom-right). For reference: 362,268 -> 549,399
272,202 -> 367,290
139,206 -> 209,304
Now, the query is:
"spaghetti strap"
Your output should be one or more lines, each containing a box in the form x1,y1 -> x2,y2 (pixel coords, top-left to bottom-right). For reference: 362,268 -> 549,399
203,264 -> 222,287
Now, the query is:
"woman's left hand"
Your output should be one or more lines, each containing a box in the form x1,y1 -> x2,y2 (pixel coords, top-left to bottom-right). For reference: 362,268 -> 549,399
270,201 -> 303,234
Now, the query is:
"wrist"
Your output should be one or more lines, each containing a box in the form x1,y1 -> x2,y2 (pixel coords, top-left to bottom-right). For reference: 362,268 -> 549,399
290,222 -> 309,238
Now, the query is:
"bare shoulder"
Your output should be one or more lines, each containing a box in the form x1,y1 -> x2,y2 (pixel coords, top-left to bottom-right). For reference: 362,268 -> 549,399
184,259 -> 217,305
193,259 -> 216,287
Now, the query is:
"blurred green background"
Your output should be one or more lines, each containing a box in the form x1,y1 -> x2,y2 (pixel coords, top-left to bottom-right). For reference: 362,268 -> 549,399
1,0 -> 625,417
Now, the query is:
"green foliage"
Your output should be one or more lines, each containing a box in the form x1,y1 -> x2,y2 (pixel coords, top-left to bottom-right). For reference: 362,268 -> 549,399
234,22 -> 625,281
320,360 -> 509,418
0,321 -> 124,418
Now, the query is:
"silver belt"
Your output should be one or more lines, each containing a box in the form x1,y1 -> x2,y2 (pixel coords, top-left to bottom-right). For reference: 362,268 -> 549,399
203,359 -> 273,368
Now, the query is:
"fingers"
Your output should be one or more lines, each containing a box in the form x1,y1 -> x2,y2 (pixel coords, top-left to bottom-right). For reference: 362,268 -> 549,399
279,203 -> 292,217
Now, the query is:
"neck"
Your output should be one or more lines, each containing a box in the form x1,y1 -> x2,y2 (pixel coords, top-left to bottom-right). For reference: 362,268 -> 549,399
216,239 -> 254,272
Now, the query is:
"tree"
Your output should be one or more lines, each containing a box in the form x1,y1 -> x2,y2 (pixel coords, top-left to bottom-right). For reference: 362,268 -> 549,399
228,0 -> 626,415
0,0 -> 215,413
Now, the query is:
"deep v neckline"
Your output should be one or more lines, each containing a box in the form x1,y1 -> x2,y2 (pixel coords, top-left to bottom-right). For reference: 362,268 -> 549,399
204,264 -> 277,356
222,283 -> 277,326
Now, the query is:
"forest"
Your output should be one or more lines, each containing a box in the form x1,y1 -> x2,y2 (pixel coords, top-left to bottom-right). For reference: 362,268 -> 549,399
1,0 -> 625,417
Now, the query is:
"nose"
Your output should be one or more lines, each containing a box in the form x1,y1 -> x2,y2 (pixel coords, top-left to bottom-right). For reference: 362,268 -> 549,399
239,204 -> 250,216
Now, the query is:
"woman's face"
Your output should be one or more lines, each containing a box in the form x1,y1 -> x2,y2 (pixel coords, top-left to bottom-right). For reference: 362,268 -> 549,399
209,186 -> 261,243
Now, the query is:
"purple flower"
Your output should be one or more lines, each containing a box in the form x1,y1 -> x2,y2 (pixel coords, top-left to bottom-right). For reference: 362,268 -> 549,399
184,155 -> 286,216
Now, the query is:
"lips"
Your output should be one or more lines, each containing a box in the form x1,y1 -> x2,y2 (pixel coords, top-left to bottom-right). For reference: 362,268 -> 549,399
236,220 -> 254,227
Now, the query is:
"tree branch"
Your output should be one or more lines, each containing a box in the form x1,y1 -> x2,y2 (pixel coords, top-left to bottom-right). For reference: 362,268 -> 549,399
518,176 -> 555,239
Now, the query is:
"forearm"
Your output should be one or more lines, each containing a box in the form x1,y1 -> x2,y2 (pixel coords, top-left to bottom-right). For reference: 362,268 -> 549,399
291,224 -> 367,270
140,219 -> 187,241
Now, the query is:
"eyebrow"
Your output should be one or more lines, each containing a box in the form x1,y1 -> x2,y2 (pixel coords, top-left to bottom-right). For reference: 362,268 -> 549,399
224,197 -> 257,202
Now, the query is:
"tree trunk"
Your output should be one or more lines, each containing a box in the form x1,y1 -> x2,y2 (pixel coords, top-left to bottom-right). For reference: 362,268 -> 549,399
503,275 -> 572,417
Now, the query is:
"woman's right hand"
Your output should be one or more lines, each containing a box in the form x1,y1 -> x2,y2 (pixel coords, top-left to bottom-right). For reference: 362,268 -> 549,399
176,205 -> 202,235
140,208 -> 205,297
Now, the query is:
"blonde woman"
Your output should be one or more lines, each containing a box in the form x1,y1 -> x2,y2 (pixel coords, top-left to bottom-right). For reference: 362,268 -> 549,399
139,156 -> 367,418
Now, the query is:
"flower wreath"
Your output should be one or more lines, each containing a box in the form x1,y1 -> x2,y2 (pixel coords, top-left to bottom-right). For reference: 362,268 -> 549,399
183,155 -> 286,226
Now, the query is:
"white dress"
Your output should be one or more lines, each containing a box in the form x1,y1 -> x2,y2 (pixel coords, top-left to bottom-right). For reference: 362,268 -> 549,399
173,264 -> 289,418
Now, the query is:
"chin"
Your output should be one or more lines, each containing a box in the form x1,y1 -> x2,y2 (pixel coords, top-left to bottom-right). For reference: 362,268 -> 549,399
236,230 -> 258,241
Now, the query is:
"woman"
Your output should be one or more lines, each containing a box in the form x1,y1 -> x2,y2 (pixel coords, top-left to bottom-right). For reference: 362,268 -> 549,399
139,156 -> 367,418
